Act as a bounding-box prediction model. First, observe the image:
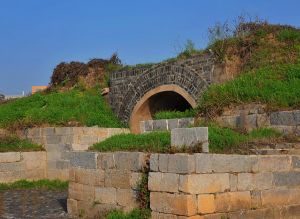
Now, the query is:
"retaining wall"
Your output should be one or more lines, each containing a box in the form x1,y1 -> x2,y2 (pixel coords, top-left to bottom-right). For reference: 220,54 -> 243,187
25,127 -> 129,181
140,118 -> 194,133
67,151 -> 148,218
215,105 -> 300,135
149,153 -> 300,219
67,152 -> 300,219
0,152 -> 46,183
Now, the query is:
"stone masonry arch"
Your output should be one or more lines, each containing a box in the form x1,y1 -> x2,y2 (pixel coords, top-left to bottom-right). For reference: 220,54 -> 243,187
109,54 -> 216,132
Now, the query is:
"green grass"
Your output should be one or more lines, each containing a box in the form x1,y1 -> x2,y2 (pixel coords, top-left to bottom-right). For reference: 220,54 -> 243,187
106,209 -> 150,219
153,109 -> 195,120
0,135 -> 43,152
91,125 -> 281,154
197,63 -> 300,117
90,132 -> 170,153
208,125 -> 281,153
0,88 -> 124,129
0,179 -> 68,191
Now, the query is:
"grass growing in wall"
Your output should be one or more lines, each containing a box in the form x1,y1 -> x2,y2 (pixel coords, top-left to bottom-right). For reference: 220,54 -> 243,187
153,109 -> 195,120
0,179 -> 68,191
0,87 -> 125,130
106,208 -> 151,219
91,126 -> 282,154
0,135 -> 43,152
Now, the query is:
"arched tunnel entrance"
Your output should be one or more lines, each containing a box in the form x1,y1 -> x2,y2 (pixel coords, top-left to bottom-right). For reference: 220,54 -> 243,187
129,85 -> 197,133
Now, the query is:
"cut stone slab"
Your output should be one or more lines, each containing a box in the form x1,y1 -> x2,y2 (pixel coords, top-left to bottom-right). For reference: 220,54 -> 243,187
171,127 -> 209,153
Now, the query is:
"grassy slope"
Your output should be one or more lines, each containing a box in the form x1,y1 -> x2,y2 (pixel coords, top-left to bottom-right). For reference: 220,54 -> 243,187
91,126 -> 281,153
0,135 -> 43,152
0,88 -> 124,129
197,26 -> 300,117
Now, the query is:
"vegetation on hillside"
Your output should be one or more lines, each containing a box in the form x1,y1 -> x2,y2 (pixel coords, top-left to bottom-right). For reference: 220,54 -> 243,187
153,109 -> 195,120
91,126 -> 282,154
0,179 -> 68,191
197,19 -> 300,118
0,135 -> 43,152
0,87 -> 124,130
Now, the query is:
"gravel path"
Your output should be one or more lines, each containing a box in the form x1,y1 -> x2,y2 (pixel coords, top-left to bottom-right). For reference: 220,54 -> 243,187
0,189 -> 71,219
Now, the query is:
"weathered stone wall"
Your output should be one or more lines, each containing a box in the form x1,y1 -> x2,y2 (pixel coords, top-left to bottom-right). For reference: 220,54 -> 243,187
0,152 -> 46,183
25,127 -> 130,180
67,151 -> 148,218
140,118 -> 194,133
149,153 -> 300,218
214,104 -> 300,135
109,54 -> 216,123
67,152 -> 300,218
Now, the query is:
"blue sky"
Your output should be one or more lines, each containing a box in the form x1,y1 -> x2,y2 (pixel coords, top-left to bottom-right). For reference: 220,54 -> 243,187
0,0 -> 299,94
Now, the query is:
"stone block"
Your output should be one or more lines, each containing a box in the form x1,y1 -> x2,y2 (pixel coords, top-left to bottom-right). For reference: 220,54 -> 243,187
151,212 -> 177,219
0,162 -> 25,172
270,111 -> 300,126
195,154 -> 213,173
280,204 -> 300,219
227,208 -> 275,219
148,172 -> 179,193
150,154 -> 159,172
69,168 -> 75,182
169,154 -> 196,174
114,152 -> 147,171
71,144 -> 89,151
153,120 -> 168,131
171,128 -> 209,153
179,173 -> 230,194
210,154 -> 257,173
68,152 -> 98,169
150,192 -> 197,216
79,135 -> 99,145
256,114 -> 270,127
54,127 -> 73,135
167,119 -> 179,130
98,153 -> 115,169
44,144 -> 69,153
116,189 -> 138,209
141,120 -> 153,132
75,168 -> 104,186
104,170 -> 131,189
261,189 -> 300,207
158,154 -> 169,172
0,152 -> 21,163
253,155 -> 291,172
67,198 -> 78,216
215,191 -> 251,212
95,187 -> 116,204
197,194 -> 215,214
270,125 -> 297,135
273,171 -> 300,187
237,172 -> 273,191
178,118 -> 194,128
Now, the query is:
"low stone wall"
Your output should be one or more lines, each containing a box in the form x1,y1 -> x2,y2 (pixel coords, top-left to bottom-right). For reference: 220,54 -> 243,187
25,127 -> 129,181
0,152 -> 46,183
215,104 -> 300,135
67,152 -> 300,218
140,118 -> 194,133
149,153 -> 300,218
67,151 -> 148,218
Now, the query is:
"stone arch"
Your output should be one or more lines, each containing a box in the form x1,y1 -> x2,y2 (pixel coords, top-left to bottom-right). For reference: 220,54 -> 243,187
116,63 -> 209,133
129,85 -> 197,133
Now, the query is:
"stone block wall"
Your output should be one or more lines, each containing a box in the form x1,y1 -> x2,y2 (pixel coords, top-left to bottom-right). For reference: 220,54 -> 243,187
140,118 -> 194,133
149,153 -> 300,219
0,152 -> 46,183
67,151 -> 148,218
25,127 -> 129,181
214,104 -> 300,135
